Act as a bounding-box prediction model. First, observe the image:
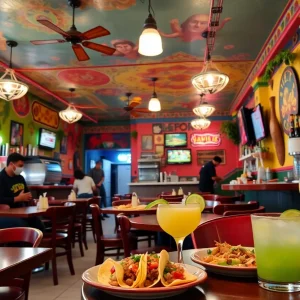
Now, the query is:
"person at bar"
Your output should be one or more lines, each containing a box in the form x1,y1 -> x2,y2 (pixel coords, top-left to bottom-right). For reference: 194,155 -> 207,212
73,169 -> 97,198
0,153 -> 45,231
199,156 -> 223,194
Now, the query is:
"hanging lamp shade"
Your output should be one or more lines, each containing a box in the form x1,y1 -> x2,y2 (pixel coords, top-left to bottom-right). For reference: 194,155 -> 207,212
192,59 -> 229,95
193,102 -> 215,118
0,41 -> 28,101
191,117 -> 211,130
148,77 -> 161,112
138,0 -> 163,56
59,105 -> 82,124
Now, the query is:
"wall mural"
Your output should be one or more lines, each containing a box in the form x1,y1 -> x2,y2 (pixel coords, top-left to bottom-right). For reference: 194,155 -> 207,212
85,133 -> 130,149
12,95 -> 30,117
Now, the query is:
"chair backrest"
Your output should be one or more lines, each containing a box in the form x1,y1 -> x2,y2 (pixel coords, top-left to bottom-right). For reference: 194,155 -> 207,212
213,202 -> 259,215
48,196 -> 55,201
195,192 -> 212,196
0,227 -> 43,247
223,206 -> 265,216
88,196 -> 100,206
192,215 -> 254,248
112,196 -> 121,202
114,194 -> 123,199
160,195 -> 183,202
203,194 -> 244,204
43,204 -> 75,246
0,204 -> 10,211
116,213 -> 132,257
112,199 -> 131,206
90,204 -> 104,237
123,193 -> 132,199
205,200 -> 221,208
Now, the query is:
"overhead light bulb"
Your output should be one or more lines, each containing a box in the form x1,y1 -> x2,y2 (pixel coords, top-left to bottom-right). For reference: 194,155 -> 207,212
148,95 -> 161,112
191,117 -> 211,130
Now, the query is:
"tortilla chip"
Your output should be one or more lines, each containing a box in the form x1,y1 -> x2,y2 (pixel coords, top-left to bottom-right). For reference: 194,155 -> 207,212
138,253 -> 160,288
159,250 -> 198,287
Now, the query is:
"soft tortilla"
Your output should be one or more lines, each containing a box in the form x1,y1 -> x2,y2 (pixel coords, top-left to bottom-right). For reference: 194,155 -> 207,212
138,253 -> 161,288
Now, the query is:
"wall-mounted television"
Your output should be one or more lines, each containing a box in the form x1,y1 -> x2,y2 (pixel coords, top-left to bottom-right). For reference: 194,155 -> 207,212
251,104 -> 266,142
38,128 -> 56,150
237,106 -> 255,146
164,133 -> 187,147
166,149 -> 191,165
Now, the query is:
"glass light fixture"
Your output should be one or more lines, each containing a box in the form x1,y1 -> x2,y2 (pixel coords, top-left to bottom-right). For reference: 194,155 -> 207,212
0,41 -> 28,101
138,0 -> 163,56
148,77 -> 161,112
191,117 -> 211,130
193,94 -> 215,117
59,88 -> 82,124
192,55 -> 229,95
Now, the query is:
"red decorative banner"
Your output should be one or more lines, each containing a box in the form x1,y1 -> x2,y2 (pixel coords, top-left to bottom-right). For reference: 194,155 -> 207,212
191,133 -> 221,147
32,101 -> 59,129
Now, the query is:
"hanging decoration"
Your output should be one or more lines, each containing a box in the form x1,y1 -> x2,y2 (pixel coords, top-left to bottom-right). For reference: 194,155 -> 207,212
148,77 -> 161,112
193,94 -> 216,117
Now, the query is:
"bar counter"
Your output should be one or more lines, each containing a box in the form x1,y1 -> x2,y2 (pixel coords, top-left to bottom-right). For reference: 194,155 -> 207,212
28,185 -> 73,199
222,182 -> 300,212
129,181 -> 199,197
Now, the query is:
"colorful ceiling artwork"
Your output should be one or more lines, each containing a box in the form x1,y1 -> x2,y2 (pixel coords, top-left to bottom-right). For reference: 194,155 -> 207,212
0,0 -> 290,122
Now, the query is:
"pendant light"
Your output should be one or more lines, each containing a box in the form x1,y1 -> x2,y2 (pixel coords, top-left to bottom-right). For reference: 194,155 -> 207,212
138,0 -> 163,56
193,94 -> 215,118
192,54 -> 229,95
191,117 -> 211,130
148,77 -> 161,112
59,88 -> 82,124
0,41 -> 29,101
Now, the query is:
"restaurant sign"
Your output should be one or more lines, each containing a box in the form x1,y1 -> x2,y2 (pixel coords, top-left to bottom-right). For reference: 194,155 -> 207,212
191,133 -> 221,147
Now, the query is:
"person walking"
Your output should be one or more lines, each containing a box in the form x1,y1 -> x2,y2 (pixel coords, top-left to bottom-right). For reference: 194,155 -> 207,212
199,156 -> 223,194
89,160 -> 109,219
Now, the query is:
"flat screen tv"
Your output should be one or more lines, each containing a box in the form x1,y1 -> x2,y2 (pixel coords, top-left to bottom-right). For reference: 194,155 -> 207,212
237,106 -> 255,146
166,149 -> 191,165
38,128 -> 56,150
251,104 -> 266,142
164,133 -> 187,147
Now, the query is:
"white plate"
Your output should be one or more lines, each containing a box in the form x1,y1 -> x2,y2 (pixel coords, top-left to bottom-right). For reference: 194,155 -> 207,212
190,248 -> 257,278
82,263 -> 207,299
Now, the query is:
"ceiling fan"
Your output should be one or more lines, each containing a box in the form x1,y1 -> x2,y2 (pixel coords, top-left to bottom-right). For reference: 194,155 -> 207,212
30,0 -> 116,61
121,92 -> 149,117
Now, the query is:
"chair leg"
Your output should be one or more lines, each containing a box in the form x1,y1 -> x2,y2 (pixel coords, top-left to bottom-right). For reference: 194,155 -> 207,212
95,242 -> 104,265
83,228 -> 88,250
22,273 -> 31,300
91,221 -> 96,243
116,248 -> 120,260
148,235 -> 151,247
66,246 -> 75,276
51,256 -> 58,286
78,229 -> 84,257
45,261 -> 49,271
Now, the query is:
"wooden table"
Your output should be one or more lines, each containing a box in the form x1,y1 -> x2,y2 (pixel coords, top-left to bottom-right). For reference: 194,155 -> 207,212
0,247 -> 52,281
48,198 -> 92,206
101,206 -> 157,215
129,213 -> 221,231
81,250 -> 294,300
0,207 -> 48,218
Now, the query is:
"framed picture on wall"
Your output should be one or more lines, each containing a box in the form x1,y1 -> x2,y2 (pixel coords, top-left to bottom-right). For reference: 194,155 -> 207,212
155,145 -> 164,157
152,123 -> 163,134
10,121 -> 24,146
197,149 -> 226,165
141,135 -> 153,151
60,136 -> 67,154
154,134 -> 164,145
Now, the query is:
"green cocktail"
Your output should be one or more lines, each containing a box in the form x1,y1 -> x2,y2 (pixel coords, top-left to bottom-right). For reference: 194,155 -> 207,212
251,214 -> 300,292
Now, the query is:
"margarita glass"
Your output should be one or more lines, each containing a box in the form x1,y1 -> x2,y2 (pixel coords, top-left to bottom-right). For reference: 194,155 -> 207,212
157,203 -> 201,263
251,214 -> 300,292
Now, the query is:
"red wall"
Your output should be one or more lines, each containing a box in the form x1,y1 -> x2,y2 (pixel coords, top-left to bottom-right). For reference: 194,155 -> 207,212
131,121 -> 239,179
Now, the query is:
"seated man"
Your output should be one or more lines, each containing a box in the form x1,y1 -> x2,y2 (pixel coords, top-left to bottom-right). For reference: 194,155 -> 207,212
0,153 -> 44,232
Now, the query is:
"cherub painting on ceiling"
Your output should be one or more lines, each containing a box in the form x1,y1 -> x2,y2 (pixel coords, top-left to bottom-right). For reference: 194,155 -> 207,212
159,14 -> 231,42
103,39 -> 139,59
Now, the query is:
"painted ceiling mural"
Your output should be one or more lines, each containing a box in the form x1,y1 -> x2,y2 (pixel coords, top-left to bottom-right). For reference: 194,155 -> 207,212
0,0 -> 289,122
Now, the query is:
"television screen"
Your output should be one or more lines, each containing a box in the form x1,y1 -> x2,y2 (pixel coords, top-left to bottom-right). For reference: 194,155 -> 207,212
38,128 -> 56,150
166,149 -> 191,164
251,104 -> 266,141
164,133 -> 187,147
237,107 -> 255,146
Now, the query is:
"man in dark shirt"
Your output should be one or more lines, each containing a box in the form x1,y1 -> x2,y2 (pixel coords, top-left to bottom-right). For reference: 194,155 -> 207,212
0,153 -> 44,231
199,156 -> 223,193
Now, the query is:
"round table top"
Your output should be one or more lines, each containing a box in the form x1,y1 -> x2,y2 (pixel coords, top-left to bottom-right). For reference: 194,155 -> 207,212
81,249 -> 291,300
129,213 -> 221,231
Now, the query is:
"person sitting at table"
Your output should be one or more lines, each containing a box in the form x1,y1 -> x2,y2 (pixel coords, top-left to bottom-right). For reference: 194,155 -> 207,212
0,153 -> 45,232
73,169 -> 98,199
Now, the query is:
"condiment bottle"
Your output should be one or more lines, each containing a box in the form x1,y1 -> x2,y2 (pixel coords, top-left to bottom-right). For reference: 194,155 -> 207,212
178,187 -> 183,195
131,192 -> 138,207
171,189 -> 176,196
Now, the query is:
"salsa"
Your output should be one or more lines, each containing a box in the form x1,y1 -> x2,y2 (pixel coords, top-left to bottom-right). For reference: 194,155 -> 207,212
144,254 -> 159,287
163,261 -> 185,284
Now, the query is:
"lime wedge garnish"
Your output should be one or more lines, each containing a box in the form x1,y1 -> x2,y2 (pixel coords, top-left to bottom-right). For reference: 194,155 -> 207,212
280,209 -> 300,218
185,194 -> 205,212
145,199 -> 169,210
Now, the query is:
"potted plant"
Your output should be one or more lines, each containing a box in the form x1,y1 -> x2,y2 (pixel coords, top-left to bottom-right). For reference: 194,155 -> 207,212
220,121 -> 240,145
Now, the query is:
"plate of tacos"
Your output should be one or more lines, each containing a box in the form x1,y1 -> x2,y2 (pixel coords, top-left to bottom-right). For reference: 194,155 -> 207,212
82,250 -> 207,299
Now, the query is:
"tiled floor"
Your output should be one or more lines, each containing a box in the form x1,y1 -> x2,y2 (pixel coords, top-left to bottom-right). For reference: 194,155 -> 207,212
30,215 -> 117,300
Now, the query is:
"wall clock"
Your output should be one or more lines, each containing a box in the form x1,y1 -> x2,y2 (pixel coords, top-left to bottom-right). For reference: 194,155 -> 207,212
279,66 -> 299,135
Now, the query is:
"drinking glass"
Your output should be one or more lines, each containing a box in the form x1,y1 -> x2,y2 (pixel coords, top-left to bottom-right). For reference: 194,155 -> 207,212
251,214 -> 300,292
157,203 -> 201,263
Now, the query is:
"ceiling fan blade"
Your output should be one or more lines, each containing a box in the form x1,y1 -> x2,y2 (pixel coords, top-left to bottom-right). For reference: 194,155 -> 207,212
72,44 -> 90,61
82,26 -> 110,40
130,111 -> 139,118
134,108 -> 149,113
129,101 -> 140,108
30,39 -> 66,45
82,41 -> 116,55
36,17 -> 70,37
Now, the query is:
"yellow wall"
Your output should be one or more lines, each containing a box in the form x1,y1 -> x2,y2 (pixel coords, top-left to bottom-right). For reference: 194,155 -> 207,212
252,43 -> 300,169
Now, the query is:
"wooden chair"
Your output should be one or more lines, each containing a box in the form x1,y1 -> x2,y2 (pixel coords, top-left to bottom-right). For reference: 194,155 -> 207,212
203,200 -> 221,213
213,201 -> 260,215
39,204 -> 75,285
90,204 -> 123,265
86,196 -> 101,243
0,227 -> 43,300
0,204 -> 10,210
159,195 -> 183,202
223,206 -> 265,216
123,193 -> 132,199
117,214 -> 171,257
203,194 -> 244,204
114,194 -> 123,199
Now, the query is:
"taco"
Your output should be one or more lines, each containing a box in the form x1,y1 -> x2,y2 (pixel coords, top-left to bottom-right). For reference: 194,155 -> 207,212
98,254 -> 144,288
159,250 -> 198,287
138,253 -> 161,288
